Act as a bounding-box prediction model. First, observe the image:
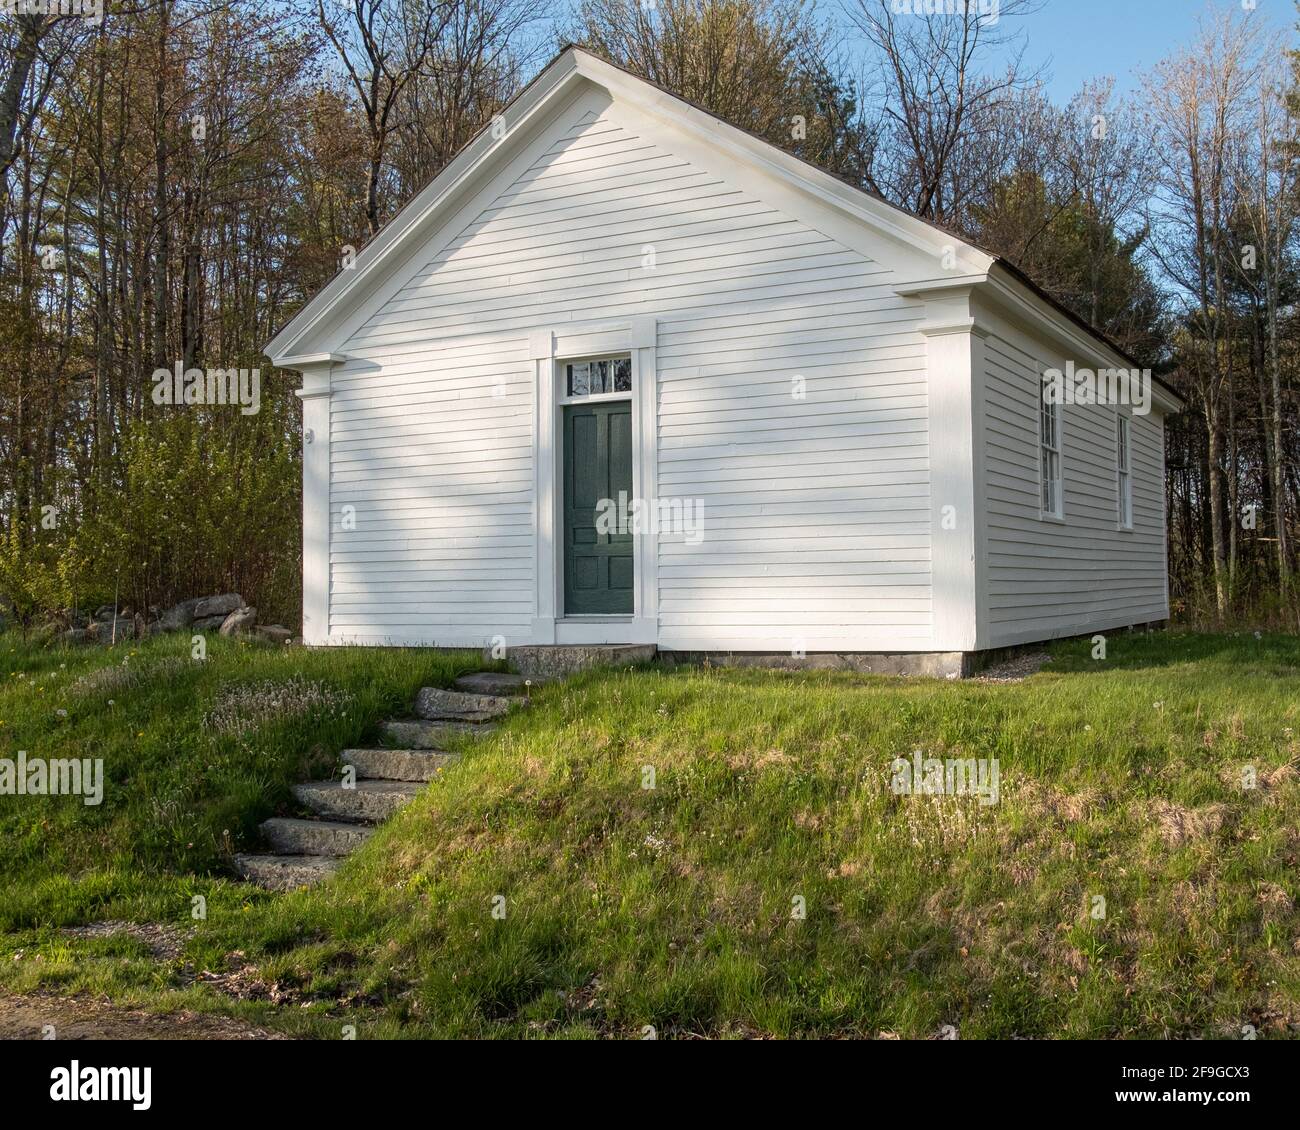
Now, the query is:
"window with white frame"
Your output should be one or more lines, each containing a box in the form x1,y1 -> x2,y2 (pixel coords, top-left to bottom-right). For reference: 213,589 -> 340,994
1116,414 -> 1132,529
1040,375 -> 1063,518
564,355 -> 632,399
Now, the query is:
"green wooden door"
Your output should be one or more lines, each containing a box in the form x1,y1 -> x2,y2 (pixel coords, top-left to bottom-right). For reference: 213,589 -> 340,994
563,401 -> 634,615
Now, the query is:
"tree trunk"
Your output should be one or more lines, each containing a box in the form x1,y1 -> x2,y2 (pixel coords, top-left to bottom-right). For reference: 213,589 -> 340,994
152,4 -> 170,369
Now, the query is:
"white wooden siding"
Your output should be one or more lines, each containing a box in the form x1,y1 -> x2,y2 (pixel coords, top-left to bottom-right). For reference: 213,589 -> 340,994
328,103 -> 934,649
327,335 -> 535,642
981,328 -> 1169,647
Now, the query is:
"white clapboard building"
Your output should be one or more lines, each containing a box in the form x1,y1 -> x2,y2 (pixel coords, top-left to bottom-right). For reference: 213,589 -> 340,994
265,46 -> 1183,671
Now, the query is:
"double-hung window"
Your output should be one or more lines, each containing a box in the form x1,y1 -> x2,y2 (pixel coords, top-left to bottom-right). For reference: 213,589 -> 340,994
1116,414 -> 1133,529
1040,376 -> 1063,518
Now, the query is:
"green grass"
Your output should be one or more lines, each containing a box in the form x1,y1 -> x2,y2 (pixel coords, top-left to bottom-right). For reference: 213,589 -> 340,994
0,630 -> 1297,1039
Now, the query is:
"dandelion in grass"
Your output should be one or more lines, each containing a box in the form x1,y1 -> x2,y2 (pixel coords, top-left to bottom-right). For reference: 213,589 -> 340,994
203,674 -> 352,735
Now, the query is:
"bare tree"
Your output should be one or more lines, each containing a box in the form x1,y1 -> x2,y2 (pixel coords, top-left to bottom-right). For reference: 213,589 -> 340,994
572,0 -> 875,180
1060,80 -> 1156,330
1146,10 -> 1263,614
843,0 -> 1042,225
388,0 -> 541,197
1233,60 -> 1297,587
315,0 -> 456,236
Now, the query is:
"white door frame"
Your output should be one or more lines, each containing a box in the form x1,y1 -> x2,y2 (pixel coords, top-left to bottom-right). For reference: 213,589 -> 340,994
530,317 -> 658,645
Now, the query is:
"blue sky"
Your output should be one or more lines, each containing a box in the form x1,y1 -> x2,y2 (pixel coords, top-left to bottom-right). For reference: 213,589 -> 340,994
1007,0 -> 1295,102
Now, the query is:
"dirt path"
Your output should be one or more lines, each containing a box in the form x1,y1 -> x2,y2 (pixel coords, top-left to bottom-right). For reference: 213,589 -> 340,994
0,992 -> 286,1040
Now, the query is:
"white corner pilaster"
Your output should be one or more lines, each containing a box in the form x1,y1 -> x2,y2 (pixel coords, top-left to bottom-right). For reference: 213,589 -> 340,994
631,316 -> 658,633
900,285 -> 987,652
293,360 -> 340,646
530,328 -> 558,643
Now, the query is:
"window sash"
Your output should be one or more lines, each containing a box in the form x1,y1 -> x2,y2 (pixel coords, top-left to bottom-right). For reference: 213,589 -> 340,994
1117,416 -> 1132,528
565,355 -> 632,400
1040,378 -> 1062,517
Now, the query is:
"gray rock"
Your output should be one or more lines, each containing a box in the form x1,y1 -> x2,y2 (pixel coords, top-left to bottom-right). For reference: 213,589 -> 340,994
219,606 -> 257,636
192,615 -> 226,631
158,597 -> 202,631
62,628 -> 89,644
414,686 -> 516,722
291,780 -> 421,823
381,719 -> 494,748
93,605 -> 117,622
254,624 -> 293,644
454,671 -> 537,696
193,593 -> 243,619
341,748 -> 456,782
260,817 -> 371,857
86,617 -> 135,643
501,644 -> 657,678
234,853 -> 339,891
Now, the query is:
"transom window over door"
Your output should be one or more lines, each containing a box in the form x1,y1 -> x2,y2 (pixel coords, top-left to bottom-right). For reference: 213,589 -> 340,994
566,356 -> 632,398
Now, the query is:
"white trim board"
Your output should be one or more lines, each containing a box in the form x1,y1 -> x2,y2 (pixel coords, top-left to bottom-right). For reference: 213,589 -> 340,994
531,317 -> 658,646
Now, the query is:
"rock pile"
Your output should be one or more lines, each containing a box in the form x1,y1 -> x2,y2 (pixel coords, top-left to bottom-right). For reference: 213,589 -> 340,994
60,594 -> 296,646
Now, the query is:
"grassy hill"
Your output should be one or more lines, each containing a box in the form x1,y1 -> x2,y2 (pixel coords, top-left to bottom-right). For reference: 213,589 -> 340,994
0,631 -> 1296,1039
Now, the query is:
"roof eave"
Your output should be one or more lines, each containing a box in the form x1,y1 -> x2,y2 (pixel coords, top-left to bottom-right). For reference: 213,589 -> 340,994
984,263 -> 1185,416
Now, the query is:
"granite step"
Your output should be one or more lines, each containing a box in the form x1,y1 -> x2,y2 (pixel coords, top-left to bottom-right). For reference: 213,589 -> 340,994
260,817 -> 373,857
453,671 -> 536,696
292,779 -> 422,823
341,747 -> 456,782
414,686 -> 518,723
381,719 -> 496,748
234,853 -> 339,891
496,644 -> 656,678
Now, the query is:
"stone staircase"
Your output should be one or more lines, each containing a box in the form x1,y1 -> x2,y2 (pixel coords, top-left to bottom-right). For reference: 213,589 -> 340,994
235,672 -> 531,891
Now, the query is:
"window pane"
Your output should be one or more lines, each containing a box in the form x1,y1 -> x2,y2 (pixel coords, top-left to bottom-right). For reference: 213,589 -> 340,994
565,355 -> 631,398
613,357 -> 632,392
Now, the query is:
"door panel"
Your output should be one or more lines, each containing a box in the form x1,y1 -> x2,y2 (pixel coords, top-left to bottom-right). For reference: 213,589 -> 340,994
564,401 -> 634,615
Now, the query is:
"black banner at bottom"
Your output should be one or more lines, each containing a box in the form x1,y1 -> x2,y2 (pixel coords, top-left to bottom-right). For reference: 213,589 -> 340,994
0,1037 -> 1292,1118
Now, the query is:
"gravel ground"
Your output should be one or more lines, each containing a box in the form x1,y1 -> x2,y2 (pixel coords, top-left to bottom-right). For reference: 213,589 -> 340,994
0,992 -> 286,1040
972,652 -> 1053,682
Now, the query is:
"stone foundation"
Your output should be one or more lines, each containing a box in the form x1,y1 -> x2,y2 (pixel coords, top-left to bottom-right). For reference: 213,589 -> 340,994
657,650 -> 972,678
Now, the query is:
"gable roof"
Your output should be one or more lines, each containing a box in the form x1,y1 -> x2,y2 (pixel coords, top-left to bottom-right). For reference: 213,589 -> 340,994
264,45 -> 1182,414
